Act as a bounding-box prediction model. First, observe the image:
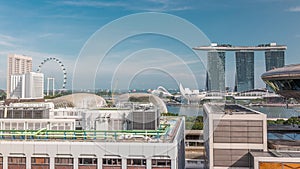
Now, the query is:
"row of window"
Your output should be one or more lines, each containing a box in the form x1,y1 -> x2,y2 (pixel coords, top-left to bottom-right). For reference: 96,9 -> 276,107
0,157 -> 171,167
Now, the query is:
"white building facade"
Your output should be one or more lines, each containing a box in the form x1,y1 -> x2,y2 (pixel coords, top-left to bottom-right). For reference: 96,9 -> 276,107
10,72 -> 44,99
7,54 -> 32,98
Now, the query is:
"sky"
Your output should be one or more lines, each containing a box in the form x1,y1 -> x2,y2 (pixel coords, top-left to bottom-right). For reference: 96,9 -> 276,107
0,0 -> 300,91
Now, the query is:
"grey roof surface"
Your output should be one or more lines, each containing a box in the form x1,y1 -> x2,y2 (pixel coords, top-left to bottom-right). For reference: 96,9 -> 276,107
262,64 -> 300,79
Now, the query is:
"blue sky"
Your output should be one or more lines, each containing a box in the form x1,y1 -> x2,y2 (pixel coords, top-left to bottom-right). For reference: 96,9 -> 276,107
0,0 -> 300,91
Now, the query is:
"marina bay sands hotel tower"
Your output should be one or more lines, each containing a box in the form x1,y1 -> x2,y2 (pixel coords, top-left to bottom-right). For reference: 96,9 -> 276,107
193,43 -> 287,92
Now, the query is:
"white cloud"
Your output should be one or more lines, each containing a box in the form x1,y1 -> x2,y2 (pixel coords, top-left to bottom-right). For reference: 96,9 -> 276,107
38,33 -> 64,39
0,34 -> 21,48
0,41 -> 17,47
56,0 -> 194,12
0,34 -> 19,42
288,6 -> 300,12
59,1 -> 127,8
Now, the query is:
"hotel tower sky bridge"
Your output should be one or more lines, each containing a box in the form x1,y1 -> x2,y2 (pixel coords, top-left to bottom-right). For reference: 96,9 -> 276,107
193,43 -> 287,92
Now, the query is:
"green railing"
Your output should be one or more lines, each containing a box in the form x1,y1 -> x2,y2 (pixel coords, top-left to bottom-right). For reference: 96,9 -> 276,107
0,124 -> 171,141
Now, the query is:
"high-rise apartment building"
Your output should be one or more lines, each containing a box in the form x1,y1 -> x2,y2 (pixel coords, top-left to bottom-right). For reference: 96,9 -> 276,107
7,54 -> 32,98
235,52 -> 254,92
206,52 -> 226,91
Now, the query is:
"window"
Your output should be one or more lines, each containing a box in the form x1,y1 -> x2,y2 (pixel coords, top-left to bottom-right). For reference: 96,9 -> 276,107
55,158 -> 73,165
152,159 -> 171,168
8,157 -> 26,169
127,159 -> 146,166
8,157 -> 26,164
102,158 -> 121,166
55,157 -> 73,169
0,157 -> 3,169
79,158 -> 97,165
79,158 -> 97,169
31,157 -> 50,169
32,157 -> 50,164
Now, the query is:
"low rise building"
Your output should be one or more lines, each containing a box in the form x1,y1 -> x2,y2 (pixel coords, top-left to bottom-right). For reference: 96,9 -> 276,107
250,151 -> 300,169
203,103 -> 267,169
0,97 -> 185,169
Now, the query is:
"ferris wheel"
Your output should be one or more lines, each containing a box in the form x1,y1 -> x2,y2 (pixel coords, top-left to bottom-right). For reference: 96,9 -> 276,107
37,57 -> 67,89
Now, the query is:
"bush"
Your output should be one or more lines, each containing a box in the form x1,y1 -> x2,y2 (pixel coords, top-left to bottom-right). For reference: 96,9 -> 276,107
161,112 -> 178,116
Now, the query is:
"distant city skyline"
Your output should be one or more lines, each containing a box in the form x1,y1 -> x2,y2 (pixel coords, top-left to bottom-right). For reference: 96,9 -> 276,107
0,0 -> 300,90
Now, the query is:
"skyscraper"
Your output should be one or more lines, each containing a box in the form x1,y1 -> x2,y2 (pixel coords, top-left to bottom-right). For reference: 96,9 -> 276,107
206,52 -> 225,91
265,51 -> 285,71
7,54 -> 32,98
265,51 -> 285,91
235,51 -> 254,92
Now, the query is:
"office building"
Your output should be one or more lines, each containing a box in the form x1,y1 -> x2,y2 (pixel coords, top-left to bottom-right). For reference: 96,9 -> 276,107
7,54 -> 32,98
10,72 -> 44,99
206,52 -> 226,91
203,103 -> 267,169
235,51 -> 254,92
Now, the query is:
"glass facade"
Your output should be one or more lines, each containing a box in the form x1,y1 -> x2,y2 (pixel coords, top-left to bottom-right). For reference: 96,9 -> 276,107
235,52 -> 254,92
265,51 -> 285,90
206,52 -> 226,91
264,79 -> 300,92
265,51 -> 285,71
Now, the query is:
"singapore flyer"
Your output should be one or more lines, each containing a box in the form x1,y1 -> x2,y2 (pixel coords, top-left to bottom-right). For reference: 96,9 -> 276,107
37,57 -> 67,89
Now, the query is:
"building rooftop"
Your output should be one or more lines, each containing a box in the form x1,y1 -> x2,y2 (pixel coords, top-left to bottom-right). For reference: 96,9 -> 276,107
268,139 -> 300,151
0,116 -> 183,143
193,43 -> 287,51
250,150 -> 300,158
203,103 -> 262,115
